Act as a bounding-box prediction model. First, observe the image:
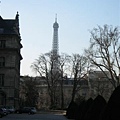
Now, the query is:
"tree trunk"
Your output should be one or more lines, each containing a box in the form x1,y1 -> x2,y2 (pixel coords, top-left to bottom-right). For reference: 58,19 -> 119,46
61,81 -> 64,109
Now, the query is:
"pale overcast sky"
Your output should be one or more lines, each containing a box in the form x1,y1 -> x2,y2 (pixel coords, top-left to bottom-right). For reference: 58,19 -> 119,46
1,0 -> 120,76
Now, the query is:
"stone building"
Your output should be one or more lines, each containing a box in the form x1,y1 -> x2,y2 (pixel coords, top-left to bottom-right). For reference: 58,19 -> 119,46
0,12 -> 22,108
88,70 -> 114,101
20,70 -> 114,109
20,76 -> 89,109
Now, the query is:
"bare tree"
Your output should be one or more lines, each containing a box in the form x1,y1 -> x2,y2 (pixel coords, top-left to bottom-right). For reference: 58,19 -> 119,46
58,53 -> 71,109
85,25 -> 120,88
31,52 -> 70,109
69,54 -> 88,102
31,52 -> 58,108
19,76 -> 39,107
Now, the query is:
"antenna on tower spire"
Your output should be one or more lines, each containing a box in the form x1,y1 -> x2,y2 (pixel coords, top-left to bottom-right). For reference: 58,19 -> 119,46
55,14 -> 57,22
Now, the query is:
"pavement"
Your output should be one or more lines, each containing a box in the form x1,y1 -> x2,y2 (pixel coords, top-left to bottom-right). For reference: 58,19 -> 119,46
1,111 -> 68,120
37,110 -> 66,115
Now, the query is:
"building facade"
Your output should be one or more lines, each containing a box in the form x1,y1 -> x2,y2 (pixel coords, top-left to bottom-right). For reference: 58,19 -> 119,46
88,70 -> 114,101
19,70 -> 114,109
20,76 -> 89,109
0,12 -> 22,108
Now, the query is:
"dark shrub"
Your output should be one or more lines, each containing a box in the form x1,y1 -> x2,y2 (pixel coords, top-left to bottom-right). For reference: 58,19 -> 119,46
81,98 -> 94,120
66,101 -> 79,119
99,85 -> 120,120
84,95 -> 106,120
75,100 -> 86,120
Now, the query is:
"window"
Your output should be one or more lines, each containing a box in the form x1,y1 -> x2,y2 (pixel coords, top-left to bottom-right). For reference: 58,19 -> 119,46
0,28 -> 4,33
0,74 -> 4,86
0,40 -> 6,48
0,57 -> 5,67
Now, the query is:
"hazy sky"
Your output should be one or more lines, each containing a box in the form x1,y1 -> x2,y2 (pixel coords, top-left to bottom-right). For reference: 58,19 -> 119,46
1,0 -> 120,76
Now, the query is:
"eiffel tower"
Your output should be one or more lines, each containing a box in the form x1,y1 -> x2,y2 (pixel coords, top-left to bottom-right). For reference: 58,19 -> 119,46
51,14 -> 59,72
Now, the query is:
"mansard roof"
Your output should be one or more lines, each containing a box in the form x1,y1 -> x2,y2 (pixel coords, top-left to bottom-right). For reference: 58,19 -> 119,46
0,14 -> 19,36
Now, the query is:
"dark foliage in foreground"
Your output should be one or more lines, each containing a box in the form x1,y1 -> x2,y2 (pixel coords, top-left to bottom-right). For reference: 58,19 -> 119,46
83,95 -> 106,120
75,98 -> 93,120
66,101 -> 79,119
99,85 -> 120,120
66,85 -> 120,120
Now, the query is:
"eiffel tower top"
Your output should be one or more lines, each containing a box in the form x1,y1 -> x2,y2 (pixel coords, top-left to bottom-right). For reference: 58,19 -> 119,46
53,14 -> 59,28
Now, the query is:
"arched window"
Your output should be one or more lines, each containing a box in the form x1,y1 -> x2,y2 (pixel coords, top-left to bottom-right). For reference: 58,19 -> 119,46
0,57 -> 5,67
